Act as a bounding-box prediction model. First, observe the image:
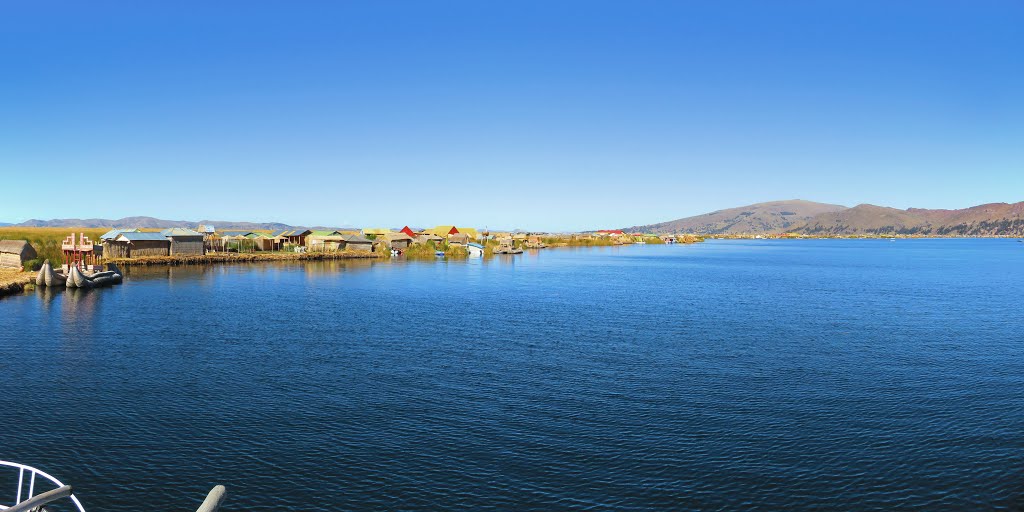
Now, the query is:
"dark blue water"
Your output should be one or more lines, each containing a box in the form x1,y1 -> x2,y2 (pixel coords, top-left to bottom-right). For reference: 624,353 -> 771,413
1,240 -> 1022,511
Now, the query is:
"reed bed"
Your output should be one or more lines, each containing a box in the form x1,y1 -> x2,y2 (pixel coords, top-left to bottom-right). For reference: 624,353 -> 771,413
404,241 -> 441,260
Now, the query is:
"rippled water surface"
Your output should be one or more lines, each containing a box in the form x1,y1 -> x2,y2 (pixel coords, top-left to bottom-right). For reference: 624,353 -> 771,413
1,240 -> 1023,510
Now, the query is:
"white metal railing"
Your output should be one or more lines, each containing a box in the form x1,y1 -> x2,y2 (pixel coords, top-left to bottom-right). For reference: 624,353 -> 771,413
0,460 -> 85,512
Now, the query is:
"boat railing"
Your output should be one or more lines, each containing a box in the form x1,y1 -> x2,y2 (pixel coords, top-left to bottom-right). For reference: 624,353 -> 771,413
0,460 -> 86,512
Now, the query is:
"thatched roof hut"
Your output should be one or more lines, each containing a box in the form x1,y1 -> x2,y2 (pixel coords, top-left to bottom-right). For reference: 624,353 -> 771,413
341,234 -> 373,252
415,233 -> 443,244
448,233 -> 470,246
0,240 -> 38,269
383,232 -> 414,250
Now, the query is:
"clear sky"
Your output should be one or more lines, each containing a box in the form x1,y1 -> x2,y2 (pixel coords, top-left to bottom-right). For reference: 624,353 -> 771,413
2,1 -> 1021,231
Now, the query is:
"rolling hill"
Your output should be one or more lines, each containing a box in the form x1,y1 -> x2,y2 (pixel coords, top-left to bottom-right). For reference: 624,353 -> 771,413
626,200 -> 848,235
630,200 -> 1024,236
796,202 -> 1024,236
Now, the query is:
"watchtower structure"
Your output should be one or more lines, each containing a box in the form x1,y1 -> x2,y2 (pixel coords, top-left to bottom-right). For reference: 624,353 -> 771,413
61,233 -> 97,271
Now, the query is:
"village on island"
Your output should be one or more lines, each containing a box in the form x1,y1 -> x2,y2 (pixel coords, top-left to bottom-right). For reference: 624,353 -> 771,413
0,225 -> 699,296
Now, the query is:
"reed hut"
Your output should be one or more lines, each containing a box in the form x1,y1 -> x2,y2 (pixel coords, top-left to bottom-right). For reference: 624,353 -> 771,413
383,232 -> 414,250
341,234 -> 373,252
246,233 -> 276,251
162,228 -> 205,255
447,233 -> 470,246
307,232 -> 346,252
0,240 -> 37,269
362,228 -> 393,238
107,232 -> 170,258
415,233 -> 443,245
273,229 -> 311,247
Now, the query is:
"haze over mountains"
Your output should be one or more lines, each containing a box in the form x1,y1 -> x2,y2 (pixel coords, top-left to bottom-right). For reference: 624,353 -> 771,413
10,216 -> 299,231
628,200 -> 1024,236
8,200 -> 1024,236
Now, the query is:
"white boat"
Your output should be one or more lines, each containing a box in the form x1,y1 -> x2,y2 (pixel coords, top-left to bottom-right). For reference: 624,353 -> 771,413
0,460 -> 225,512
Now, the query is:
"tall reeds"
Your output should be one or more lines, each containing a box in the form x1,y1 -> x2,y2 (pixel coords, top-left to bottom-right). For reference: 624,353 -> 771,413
0,227 -> 109,269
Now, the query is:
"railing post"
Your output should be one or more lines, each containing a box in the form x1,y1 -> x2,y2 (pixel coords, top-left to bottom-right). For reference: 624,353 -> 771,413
195,485 -> 226,512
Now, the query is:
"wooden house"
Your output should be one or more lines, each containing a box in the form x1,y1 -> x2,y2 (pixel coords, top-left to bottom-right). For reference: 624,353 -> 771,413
0,240 -> 37,269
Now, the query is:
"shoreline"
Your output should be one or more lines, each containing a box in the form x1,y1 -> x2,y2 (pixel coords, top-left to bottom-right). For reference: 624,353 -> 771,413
105,250 -> 384,267
0,270 -> 34,298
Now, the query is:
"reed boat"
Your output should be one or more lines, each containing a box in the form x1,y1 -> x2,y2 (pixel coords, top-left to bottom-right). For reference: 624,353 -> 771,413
34,261 -> 123,289
0,460 -> 225,512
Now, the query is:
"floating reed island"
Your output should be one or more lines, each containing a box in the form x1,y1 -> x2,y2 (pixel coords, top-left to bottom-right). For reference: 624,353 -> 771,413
0,268 -> 34,297
105,250 -> 383,267
0,226 -> 706,297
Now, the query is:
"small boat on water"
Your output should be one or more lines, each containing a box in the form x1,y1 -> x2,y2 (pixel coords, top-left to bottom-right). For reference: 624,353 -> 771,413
493,237 -> 523,254
466,243 -> 484,258
0,459 -> 226,512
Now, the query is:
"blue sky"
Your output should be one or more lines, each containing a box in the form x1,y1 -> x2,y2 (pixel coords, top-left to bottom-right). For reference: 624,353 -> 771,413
1,1 -> 1021,230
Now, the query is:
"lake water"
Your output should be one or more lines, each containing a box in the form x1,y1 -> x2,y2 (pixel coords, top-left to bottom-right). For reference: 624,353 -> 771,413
1,240 -> 1022,511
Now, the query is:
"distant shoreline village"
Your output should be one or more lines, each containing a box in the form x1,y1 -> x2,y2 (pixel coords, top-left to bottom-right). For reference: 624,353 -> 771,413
0,225 -> 700,297
4,196 -> 1024,297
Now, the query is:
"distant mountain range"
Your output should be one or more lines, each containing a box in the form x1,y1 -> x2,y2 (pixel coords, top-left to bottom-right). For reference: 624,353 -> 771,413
10,200 -> 1024,237
627,199 -> 1024,236
11,216 -> 301,231
628,200 -> 847,235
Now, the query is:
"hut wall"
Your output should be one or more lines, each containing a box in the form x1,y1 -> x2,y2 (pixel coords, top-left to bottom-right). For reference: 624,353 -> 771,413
103,242 -> 131,259
391,239 -> 411,250
253,238 -> 274,251
0,241 -> 36,268
0,253 -> 22,269
345,242 -> 373,252
169,237 -> 205,255
130,240 -> 170,257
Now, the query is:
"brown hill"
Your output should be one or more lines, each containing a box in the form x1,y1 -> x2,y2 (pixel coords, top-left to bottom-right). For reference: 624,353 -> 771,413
627,200 -> 848,235
796,202 -> 1024,236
